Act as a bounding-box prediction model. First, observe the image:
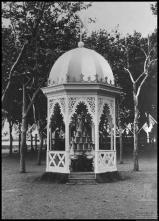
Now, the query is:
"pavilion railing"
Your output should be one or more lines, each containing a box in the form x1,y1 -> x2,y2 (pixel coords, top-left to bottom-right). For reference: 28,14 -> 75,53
47,151 -> 69,173
46,150 -> 117,173
95,150 -> 117,173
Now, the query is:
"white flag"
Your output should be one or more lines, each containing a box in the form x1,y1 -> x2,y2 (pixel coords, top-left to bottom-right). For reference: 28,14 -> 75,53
142,122 -> 153,133
149,114 -> 157,126
127,123 -> 132,131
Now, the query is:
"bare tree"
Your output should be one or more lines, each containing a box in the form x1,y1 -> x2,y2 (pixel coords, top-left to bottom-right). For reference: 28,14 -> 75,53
2,2 -> 46,106
2,2 -> 46,173
124,36 -> 157,171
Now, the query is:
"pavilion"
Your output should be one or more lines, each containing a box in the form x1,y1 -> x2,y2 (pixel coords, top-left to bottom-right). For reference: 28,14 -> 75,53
41,40 -> 121,182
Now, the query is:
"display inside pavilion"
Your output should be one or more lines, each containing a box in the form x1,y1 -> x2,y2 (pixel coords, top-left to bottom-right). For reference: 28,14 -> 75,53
41,40 -> 121,177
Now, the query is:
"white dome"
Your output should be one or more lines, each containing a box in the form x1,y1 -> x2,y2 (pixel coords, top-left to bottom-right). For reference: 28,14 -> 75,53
48,47 -> 114,85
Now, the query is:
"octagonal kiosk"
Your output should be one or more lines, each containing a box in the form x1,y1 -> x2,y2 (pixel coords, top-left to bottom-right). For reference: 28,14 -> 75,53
41,42 -> 121,181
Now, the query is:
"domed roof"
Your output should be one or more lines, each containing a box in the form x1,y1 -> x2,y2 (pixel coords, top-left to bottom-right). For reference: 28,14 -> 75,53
48,45 -> 115,86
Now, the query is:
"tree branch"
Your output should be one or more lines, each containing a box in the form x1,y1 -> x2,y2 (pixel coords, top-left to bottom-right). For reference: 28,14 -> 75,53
24,87 -> 40,118
28,94 -> 36,122
23,78 -> 45,118
136,74 -> 148,97
132,45 -> 147,58
10,20 -> 17,43
24,77 -> 32,87
2,41 -> 28,104
10,42 -> 28,80
32,2 -> 46,37
148,48 -> 154,56
148,59 -> 157,68
9,3 -> 20,45
124,67 -> 135,84
135,72 -> 145,83
2,2 -> 46,106
140,47 -> 147,58
147,34 -> 150,52
136,58 -> 157,97
144,55 -> 149,73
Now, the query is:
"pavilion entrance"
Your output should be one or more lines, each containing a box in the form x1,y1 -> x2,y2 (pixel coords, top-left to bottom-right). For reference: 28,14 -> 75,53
69,102 -> 94,172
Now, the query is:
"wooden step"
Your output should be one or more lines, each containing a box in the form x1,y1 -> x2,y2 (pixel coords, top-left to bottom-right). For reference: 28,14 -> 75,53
69,172 -> 95,179
67,180 -> 97,185
68,172 -> 96,184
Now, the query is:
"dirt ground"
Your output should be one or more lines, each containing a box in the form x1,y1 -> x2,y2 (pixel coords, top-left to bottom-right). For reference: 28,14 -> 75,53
2,147 -> 157,219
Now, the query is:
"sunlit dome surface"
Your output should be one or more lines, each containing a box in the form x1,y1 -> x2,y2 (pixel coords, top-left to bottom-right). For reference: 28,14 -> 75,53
48,44 -> 115,86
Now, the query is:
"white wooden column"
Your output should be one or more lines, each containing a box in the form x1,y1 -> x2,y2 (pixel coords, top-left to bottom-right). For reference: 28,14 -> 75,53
94,95 -> 99,173
113,99 -> 116,151
65,122 -> 69,151
92,122 -> 95,143
111,127 -> 113,150
95,123 -> 99,150
46,97 -> 50,171
65,96 -> 70,172
50,127 -> 52,150
112,98 -> 117,170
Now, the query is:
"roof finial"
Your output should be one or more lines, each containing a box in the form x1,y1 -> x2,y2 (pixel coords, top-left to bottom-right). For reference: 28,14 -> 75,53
78,2 -> 84,48
78,41 -> 84,48
79,2 -> 82,42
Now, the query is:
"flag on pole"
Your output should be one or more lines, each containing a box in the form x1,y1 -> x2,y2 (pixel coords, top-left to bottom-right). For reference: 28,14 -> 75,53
142,122 -> 153,143
138,113 -> 157,134
145,113 -> 157,126
2,119 -> 9,138
127,123 -> 134,134
149,114 -> 157,125
141,114 -> 157,143
142,122 -> 153,133
142,114 -> 157,133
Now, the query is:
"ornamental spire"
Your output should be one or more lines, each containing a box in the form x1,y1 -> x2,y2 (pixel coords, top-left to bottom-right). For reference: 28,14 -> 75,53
77,2 -> 88,48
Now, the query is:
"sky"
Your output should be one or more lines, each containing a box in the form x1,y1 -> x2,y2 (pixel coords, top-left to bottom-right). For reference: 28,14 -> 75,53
80,2 -> 157,37
2,2 -> 157,37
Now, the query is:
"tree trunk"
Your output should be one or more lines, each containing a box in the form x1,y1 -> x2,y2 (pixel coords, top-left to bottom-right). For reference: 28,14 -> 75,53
20,84 -> 27,173
9,120 -> 13,155
117,99 -> 123,164
133,90 -> 139,171
119,127 -> 123,164
31,134 -> 34,152
37,132 -> 43,165
35,134 -> 38,152
18,122 -> 21,155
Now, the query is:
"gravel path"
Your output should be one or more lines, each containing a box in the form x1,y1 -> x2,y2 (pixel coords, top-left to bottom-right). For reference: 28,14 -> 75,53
2,149 -> 157,219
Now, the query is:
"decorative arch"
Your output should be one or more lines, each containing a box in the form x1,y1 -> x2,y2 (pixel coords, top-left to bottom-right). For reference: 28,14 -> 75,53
99,102 -> 114,150
99,103 -> 113,132
49,103 -> 65,129
49,102 -> 65,152
49,97 -> 66,123
98,97 -> 115,126
68,96 -> 96,124
69,101 -> 95,171
69,101 -> 93,124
